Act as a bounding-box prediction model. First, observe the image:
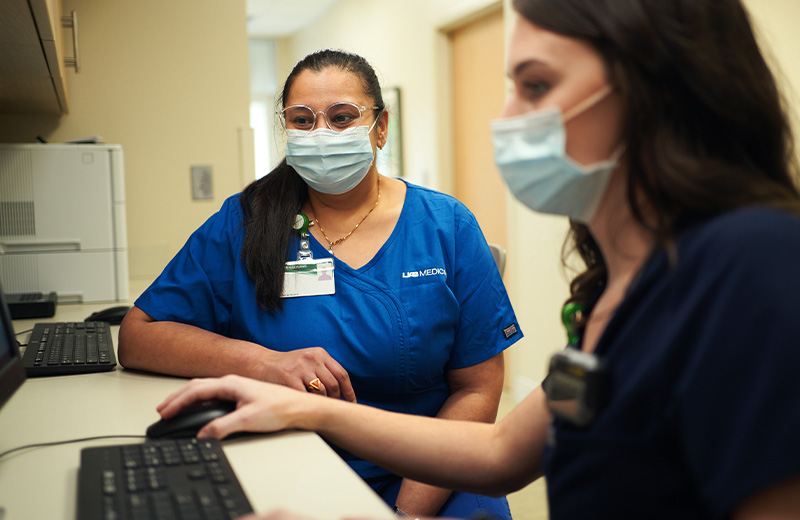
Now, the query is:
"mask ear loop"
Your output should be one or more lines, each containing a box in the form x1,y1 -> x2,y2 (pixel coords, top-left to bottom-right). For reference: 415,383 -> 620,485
367,108 -> 386,156
562,85 -> 624,166
366,107 -> 385,134
609,144 -> 626,162
562,85 -> 614,123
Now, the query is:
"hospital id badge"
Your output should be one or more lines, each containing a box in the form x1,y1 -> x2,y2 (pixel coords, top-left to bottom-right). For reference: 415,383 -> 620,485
281,258 -> 335,298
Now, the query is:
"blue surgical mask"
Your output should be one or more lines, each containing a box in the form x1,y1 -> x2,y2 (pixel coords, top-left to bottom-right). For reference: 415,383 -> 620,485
490,86 -> 619,223
286,125 -> 376,195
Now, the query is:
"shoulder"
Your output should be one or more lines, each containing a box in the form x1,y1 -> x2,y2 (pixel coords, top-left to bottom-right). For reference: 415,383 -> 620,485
221,192 -> 245,218
687,206 -> 800,245
635,207 -> 800,324
661,207 -> 800,320
403,180 -> 460,205
401,180 -> 478,227
188,193 -> 245,241
213,193 -> 245,224
678,207 -> 800,270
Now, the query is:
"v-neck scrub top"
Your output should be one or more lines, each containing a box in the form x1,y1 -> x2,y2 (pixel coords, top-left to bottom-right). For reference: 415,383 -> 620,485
136,181 -> 523,478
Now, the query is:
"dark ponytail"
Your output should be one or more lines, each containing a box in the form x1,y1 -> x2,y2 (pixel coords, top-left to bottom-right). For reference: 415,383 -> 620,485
240,160 -> 307,311
240,49 -> 385,311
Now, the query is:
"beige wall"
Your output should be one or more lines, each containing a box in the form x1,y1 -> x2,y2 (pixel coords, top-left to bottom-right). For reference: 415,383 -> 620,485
744,0 -> 800,153
0,0 -> 251,282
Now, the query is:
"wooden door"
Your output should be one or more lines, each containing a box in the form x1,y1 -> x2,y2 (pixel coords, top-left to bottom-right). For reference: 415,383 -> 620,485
449,8 -> 507,252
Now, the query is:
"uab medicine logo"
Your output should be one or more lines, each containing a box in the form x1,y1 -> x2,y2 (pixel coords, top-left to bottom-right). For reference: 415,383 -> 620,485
402,267 -> 447,279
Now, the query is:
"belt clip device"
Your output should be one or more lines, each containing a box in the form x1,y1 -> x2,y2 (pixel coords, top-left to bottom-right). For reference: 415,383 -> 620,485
543,302 -> 610,427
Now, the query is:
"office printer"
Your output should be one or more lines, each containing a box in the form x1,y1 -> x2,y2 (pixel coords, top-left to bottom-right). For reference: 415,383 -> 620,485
0,144 -> 129,303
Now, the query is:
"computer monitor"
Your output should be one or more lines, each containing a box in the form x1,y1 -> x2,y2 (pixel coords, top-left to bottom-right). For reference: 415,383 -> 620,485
0,281 -> 26,411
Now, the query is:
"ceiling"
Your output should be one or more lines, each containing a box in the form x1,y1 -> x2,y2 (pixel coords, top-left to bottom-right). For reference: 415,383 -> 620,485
246,0 -> 342,37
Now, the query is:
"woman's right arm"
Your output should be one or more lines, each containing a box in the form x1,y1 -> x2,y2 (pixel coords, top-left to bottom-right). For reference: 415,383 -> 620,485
158,374 -> 551,497
118,307 -> 356,401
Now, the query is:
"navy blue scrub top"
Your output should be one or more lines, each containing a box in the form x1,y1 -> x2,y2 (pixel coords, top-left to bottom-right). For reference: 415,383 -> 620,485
543,207 -> 800,519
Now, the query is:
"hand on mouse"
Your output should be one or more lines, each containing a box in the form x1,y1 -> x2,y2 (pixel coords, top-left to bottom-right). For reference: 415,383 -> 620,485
156,374 -> 323,439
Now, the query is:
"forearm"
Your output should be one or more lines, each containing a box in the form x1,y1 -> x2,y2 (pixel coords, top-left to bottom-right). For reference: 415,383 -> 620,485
117,307 -> 271,379
123,308 -> 357,399
294,384 -> 549,497
300,398 -> 505,493
394,480 -> 451,517
393,387 -> 502,514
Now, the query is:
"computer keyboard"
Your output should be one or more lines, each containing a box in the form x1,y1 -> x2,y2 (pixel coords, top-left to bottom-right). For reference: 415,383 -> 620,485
77,438 -> 254,520
21,321 -> 117,376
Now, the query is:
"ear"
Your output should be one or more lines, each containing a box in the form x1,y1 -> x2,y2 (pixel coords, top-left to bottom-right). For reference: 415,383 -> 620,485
376,110 -> 390,149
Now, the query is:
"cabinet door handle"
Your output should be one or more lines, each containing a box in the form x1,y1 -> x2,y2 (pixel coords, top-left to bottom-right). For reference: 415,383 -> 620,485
0,240 -> 82,253
61,11 -> 80,73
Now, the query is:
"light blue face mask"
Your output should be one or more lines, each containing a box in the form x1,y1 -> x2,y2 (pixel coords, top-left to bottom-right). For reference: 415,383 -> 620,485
490,87 -> 620,223
286,125 -> 376,195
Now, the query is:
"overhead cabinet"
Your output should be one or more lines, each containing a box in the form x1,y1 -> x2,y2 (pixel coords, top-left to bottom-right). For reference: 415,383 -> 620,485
0,0 -> 74,115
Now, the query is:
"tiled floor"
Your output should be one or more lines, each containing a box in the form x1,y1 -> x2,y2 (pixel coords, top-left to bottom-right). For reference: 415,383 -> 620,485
498,391 -> 549,520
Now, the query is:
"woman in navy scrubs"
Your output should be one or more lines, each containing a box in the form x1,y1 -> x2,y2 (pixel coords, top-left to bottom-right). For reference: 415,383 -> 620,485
157,0 -> 800,518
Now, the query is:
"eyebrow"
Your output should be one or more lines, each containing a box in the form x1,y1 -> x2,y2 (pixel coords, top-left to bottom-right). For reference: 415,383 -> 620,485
510,59 -> 550,79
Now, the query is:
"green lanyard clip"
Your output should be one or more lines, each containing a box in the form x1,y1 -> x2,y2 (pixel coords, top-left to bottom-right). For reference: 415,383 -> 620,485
561,302 -> 584,347
293,213 -> 310,236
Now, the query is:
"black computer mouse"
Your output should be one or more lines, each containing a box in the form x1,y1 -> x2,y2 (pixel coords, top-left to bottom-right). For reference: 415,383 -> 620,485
146,400 -> 237,439
85,305 -> 131,325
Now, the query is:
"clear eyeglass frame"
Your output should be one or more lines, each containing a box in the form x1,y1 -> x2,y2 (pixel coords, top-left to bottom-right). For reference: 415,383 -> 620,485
278,102 -> 380,132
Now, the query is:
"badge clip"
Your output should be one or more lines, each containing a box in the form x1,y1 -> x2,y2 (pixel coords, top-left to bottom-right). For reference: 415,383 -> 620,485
293,213 -> 314,261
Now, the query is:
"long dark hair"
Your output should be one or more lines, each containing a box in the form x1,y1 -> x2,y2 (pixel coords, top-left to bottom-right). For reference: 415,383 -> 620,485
513,0 -> 800,309
240,49 -> 385,311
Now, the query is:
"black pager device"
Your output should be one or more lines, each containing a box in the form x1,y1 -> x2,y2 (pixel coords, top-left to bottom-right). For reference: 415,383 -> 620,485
543,348 -> 609,427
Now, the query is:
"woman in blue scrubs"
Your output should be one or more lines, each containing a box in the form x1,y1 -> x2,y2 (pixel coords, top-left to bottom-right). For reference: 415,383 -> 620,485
157,0 -> 800,518
119,50 -> 521,519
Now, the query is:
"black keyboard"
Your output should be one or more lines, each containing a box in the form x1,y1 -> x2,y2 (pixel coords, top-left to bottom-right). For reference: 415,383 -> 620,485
21,321 -> 117,376
77,438 -> 254,520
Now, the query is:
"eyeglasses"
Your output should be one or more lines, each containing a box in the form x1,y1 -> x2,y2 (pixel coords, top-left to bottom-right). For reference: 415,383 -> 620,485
278,102 -> 380,132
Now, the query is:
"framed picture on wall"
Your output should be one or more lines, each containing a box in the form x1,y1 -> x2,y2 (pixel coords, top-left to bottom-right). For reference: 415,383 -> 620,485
377,87 -> 404,178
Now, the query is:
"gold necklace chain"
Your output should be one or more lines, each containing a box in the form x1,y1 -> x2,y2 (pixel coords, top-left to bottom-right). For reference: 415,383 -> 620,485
311,176 -> 381,253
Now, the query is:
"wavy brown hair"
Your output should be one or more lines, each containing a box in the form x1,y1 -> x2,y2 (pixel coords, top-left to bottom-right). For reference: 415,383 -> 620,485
513,0 -> 800,311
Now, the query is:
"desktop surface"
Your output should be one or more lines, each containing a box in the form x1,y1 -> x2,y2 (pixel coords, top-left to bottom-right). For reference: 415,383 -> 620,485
0,301 -> 392,520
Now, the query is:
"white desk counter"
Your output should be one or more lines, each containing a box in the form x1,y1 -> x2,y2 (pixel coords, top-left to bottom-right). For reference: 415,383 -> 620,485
0,302 -> 392,520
